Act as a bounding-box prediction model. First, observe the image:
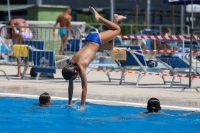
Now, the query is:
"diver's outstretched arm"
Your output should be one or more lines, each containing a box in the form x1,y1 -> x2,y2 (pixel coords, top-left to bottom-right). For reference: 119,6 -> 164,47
68,80 -> 74,106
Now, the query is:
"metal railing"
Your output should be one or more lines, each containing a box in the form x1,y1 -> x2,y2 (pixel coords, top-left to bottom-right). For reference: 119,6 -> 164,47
88,23 -> 192,36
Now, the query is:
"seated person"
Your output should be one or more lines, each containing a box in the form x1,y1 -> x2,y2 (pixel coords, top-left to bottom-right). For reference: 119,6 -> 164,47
151,40 -> 170,50
39,92 -> 51,106
131,39 -> 147,50
151,40 -> 173,56
170,41 -> 179,51
162,26 -> 172,36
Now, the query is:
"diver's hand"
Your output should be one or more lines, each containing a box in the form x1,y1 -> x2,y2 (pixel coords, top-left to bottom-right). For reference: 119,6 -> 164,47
78,106 -> 85,111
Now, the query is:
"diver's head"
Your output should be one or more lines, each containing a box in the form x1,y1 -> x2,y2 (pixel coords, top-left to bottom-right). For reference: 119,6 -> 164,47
147,98 -> 161,113
39,92 -> 51,106
62,62 -> 79,81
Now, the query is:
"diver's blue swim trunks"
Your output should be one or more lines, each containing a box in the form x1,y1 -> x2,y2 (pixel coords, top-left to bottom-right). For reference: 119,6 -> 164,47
59,29 -> 68,36
85,33 -> 102,46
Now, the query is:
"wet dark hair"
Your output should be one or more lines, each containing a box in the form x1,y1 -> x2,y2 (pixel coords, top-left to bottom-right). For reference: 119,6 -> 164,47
39,92 -> 51,105
147,98 -> 161,113
62,62 -> 79,80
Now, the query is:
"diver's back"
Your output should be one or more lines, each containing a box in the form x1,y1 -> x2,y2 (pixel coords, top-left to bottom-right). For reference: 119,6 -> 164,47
72,42 -> 99,67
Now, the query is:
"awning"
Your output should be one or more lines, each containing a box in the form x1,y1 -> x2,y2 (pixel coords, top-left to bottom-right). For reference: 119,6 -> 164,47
163,0 -> 200,4
0,4 -> 69,12
186,4 -> 200,13
76,7 -> 109,13
0,4 -> 34,12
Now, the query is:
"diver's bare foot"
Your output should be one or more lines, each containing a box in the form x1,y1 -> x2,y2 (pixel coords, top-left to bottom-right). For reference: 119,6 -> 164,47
114,14 -> 127,23
89,6 -> 101,20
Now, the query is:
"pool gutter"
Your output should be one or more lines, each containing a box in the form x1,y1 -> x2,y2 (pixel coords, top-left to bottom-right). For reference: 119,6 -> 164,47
0,93 -> 199,111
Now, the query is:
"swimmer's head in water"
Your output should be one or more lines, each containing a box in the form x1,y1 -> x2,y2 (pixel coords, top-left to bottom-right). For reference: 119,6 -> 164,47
147,98 -> 161,113
39,92 -> 51,105
62,62 -> 79,80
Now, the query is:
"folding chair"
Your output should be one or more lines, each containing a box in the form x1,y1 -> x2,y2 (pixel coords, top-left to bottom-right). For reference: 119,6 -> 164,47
32,50 -> 56,80
32,49 -> 70,80
22,40 -> 45,61
21,40 -> 45,79
108,45 -> 167,86
65,39 -> 85,54
23,40 -> 70,80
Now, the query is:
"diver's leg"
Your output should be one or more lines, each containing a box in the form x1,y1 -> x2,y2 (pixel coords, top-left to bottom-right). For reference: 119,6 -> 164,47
68,80 -> 74,106
99,14 -> 124,50
89,6 -> 126,50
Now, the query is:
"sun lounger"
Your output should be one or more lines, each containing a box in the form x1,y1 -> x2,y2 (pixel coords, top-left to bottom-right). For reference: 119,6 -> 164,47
156,49 -> 199,89
107,45 -> 167,86
22,40 -> 70,80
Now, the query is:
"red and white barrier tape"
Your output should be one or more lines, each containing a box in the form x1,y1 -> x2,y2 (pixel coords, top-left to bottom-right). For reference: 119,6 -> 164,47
82,35 -> 200,54
90,69 -> 200,79
116,35 -> 200,40
82,35 -> 200,40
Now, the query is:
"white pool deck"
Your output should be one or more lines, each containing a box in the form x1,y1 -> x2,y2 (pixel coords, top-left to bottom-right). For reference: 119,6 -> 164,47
0,65 -> 200,110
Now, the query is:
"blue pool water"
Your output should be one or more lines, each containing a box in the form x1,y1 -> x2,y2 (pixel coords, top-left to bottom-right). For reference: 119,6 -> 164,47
0,97 -> 200,133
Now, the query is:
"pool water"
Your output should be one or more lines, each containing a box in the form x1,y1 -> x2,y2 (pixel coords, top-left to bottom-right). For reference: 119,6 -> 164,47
0,97 -> 200,133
